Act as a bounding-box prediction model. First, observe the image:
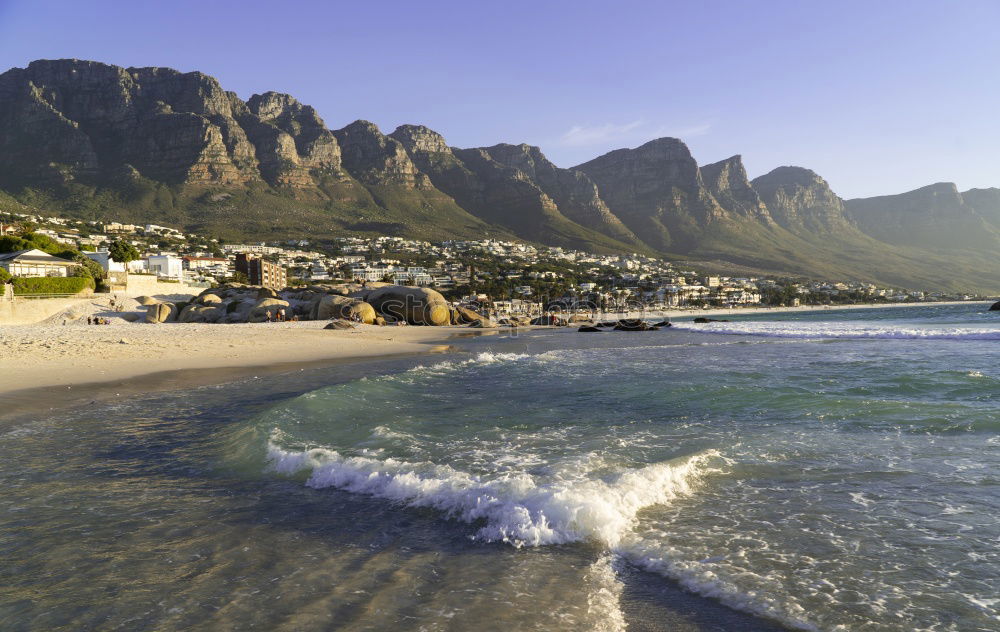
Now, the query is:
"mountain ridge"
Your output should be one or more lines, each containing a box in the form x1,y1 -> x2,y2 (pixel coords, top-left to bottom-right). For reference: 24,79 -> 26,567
1,58 -> 999,292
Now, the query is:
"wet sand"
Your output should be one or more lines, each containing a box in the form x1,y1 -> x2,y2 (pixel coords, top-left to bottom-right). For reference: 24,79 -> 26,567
0,321 -> 463,407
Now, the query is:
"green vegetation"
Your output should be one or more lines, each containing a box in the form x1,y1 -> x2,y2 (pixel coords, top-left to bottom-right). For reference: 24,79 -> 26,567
0,230 -> 109,290
12,276 -> 94,295
108,239 -> 140,263
69,254 -> 108,291
3,182 -> 515,246
0,232 -> 77,258
439,254 -> 610,303
759,282 -> 891,307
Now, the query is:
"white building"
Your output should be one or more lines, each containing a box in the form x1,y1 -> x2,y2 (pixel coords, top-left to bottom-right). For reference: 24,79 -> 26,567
392,267 -> 434,285
84,250 -> 126,274
223,244 -> 283,255
146,255 -> 184,280
103,223 -> 138,233
349,264 -> 395,282
183,256 -> 229,271
309,262 -> 332,280
0,249 -> 76,277
144,224 -> 183,237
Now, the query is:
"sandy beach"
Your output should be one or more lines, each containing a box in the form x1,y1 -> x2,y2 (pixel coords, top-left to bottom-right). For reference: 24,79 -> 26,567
1,299 -> 989,401
0,320 -> 463,399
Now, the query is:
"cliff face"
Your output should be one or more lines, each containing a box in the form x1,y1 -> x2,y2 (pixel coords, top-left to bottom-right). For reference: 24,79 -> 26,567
845,183 -> 1000,251
700,155 -> 772,222
962,188 -> 1000,230
241,91 -> 347,188
389,124 -> 485,206
0,60 -> 262,186
574,138 -> 728,252
333,120 -> 433,190
751,167 -> 853,234
477,143 -> 643,247
390,125 -> 646,252
0,59 -> 373,193
2,58 -> 1000,291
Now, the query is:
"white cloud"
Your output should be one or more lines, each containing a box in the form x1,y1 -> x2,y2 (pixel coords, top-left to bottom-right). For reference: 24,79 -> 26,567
559,120 -> 645,147
557,119 -> 711,147
650,122 -> 712,139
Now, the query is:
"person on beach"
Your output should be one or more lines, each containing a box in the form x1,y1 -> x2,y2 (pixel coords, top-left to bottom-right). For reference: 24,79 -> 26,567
87,316 -> 92,325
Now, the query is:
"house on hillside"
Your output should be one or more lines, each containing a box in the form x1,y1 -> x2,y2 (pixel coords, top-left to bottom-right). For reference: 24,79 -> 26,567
0,249 -> 76,277
84,250 -> 127,274
147,255 -> 184,280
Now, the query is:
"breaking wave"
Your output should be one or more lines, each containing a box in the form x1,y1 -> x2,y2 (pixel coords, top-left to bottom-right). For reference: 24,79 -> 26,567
671,320 -> 1000,340
267,442 -> 726,548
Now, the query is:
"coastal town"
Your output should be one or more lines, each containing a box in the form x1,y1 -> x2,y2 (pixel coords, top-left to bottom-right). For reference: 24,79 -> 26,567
1,210 -> 983,316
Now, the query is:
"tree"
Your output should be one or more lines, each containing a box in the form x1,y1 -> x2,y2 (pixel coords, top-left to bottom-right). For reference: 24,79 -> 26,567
71,254 -> 106,279
108,239 -> 140,264
14,221 -> 36,236
70,254 -> 108,291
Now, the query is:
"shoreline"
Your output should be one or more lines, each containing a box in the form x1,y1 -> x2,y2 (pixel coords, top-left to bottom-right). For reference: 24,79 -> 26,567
0,347 -> 461,421
0,321 -> 474,409
592,299 -> 990,320
1,301 -> 987,409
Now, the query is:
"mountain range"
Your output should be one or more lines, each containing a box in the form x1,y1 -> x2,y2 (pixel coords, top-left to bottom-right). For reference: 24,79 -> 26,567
1,59 -> 998,293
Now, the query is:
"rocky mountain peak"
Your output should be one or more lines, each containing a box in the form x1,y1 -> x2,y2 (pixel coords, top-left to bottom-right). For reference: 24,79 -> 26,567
469,142 -> 643,248
389,124 -> 451,155
846,182 -> 966,215
700,155 -> 772,222
901,182 -> 963,205
962,187 -> 1000,227
0,58 -> 257,186
477,143 -> 547,179
333,120 -> 430,189
844,181 -> 1000,251
573,137 -> 728,251
242,90 -> 341,177
751,166 -> 850,233
754,166 -> 826,189
248,92 -> 310,121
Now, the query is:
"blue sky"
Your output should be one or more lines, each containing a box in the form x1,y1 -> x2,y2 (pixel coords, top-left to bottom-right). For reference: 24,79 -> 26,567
1,0 -> 997,198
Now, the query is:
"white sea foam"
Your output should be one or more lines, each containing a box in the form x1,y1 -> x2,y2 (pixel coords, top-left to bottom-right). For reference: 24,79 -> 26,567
616,535 -> 820,631
406,351 -> 534,375
267,441 -> 725,548
584,554 -> 627,632
671,321 -> 1000,340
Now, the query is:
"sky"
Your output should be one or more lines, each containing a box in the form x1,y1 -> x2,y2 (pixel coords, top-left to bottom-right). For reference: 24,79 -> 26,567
0,0 -> 998,198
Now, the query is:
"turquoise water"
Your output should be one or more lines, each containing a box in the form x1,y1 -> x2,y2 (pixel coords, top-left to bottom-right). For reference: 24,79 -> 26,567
2,304 -> 998,630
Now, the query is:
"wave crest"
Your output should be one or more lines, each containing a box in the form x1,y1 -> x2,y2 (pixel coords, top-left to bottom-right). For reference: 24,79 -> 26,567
672,321 -> 1000,340
267,441 -> 726,548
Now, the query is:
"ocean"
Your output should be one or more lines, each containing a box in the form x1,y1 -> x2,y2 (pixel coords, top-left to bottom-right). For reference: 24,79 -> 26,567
2,303 -> 998,631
